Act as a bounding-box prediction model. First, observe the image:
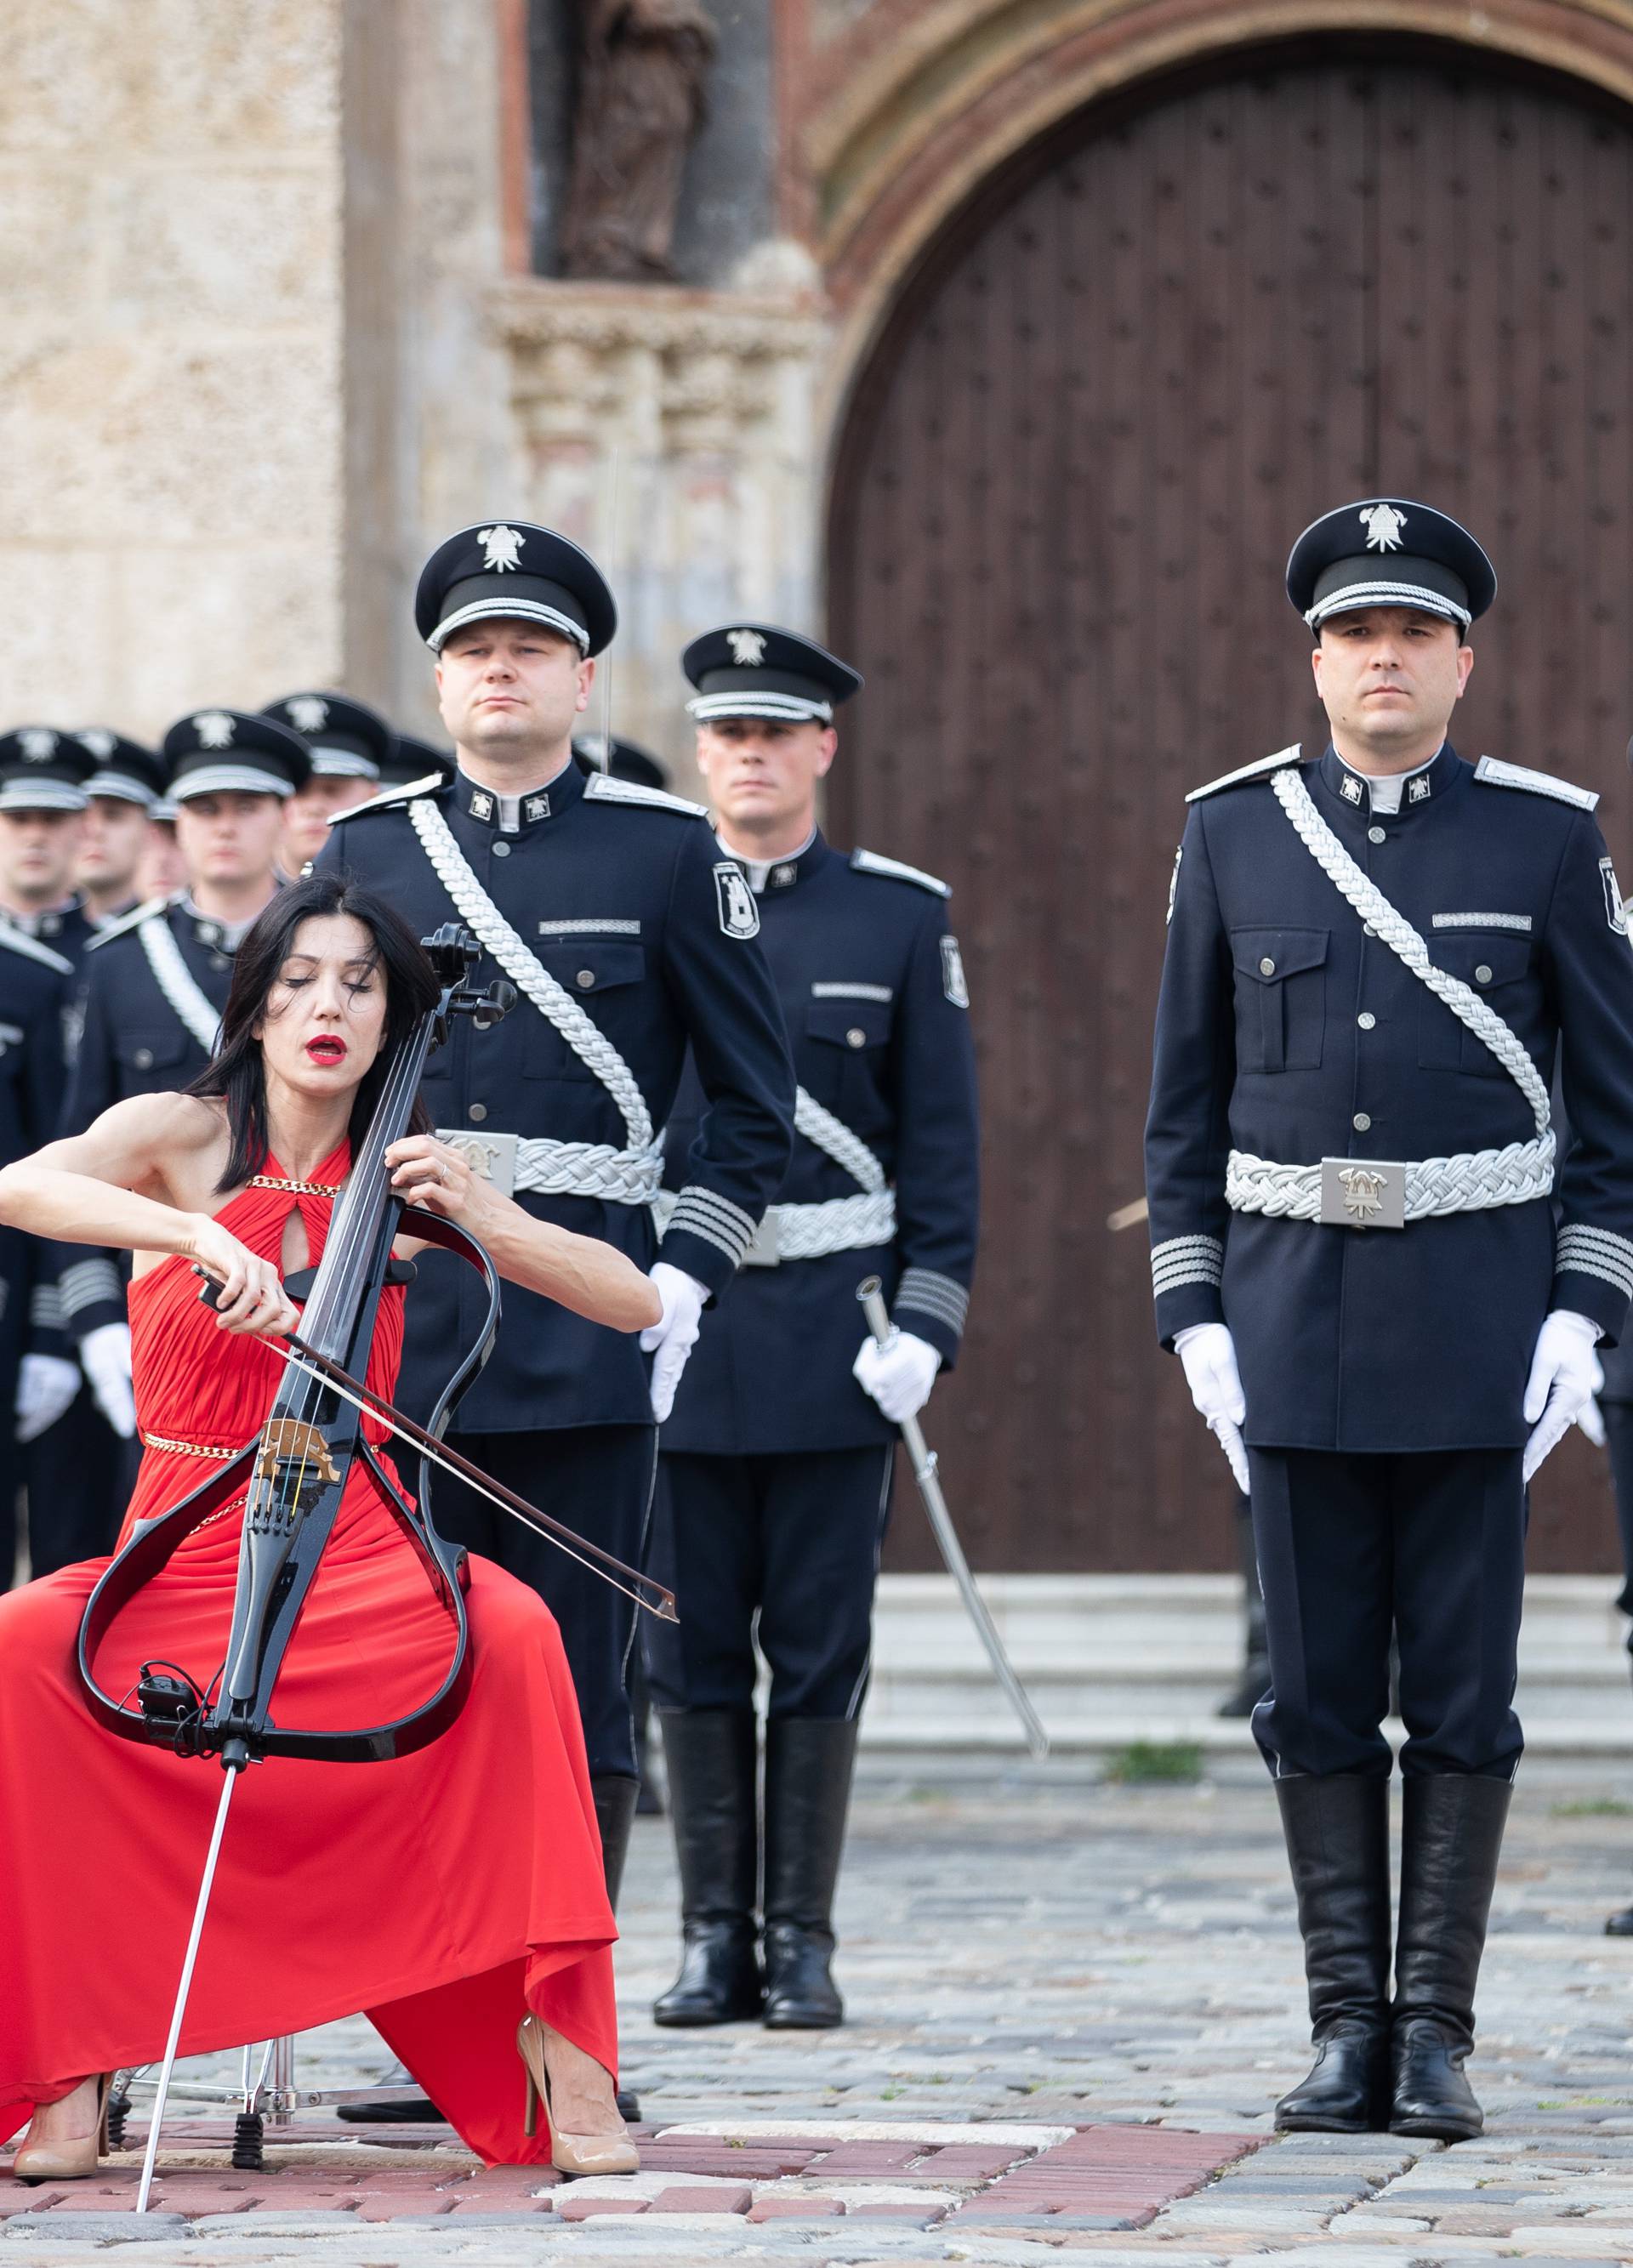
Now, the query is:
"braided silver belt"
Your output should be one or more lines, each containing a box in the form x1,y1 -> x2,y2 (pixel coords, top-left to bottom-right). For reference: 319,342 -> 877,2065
1227,1137 -> 1556,1226
436,1128 -> 665,1205
651,1185 -> 896,1265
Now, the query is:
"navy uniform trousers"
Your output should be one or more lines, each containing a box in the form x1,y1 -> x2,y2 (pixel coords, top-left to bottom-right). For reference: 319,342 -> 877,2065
1147,742 -> 1633,1785
646,1447 -> 896,1719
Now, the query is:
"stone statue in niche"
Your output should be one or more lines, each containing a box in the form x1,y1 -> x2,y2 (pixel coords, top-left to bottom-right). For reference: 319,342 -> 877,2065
560,0 -> 716,281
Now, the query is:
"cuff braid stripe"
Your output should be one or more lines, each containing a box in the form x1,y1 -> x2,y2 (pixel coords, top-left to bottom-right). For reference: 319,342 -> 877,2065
1556,1251 -> 1633,1299
1154,1265 -> 1226,1296
58,1260 -> 122,1316
1558,1225 -> 1633,1269
664,1213 -> 746,1266
674,1185 -> 758,1245
896,1268 -> 970,1333
1556,1231 -> 1633,1299
896,1290 -> 968,1334
30,1285 -> 63,1330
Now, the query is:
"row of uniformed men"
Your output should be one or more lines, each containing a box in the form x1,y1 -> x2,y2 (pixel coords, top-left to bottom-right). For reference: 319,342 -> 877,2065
0,519 -> 982,2063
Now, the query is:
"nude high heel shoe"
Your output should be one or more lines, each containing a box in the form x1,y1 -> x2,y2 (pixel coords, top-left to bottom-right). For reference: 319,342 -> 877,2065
517,2015 -> 639,2178
13,2077 -> 109,2183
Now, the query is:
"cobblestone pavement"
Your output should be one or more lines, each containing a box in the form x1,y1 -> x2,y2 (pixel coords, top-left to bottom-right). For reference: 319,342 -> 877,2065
7,1757 -> 1633,2264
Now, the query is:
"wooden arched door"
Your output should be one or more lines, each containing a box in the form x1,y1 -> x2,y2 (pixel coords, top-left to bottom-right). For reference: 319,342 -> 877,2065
828,33 -> 1633,1572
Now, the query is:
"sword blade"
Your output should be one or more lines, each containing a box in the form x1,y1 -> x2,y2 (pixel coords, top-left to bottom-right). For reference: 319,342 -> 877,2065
136,1767 -> 239,2214
857,1280 -> 1050,1757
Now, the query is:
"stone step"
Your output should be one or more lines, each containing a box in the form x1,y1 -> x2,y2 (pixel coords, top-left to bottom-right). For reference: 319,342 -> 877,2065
863,1573 -> 1633,1758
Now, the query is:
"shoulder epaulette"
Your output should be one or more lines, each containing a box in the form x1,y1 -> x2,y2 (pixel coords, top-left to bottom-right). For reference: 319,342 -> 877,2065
0,921 -> 72,975
849,847 -> 951,897
1473,756 -> 1599,812
1186,744 -> 1306,804
327,772 -> 450,823
584,773 -> 708,818
84,895 -> 173,952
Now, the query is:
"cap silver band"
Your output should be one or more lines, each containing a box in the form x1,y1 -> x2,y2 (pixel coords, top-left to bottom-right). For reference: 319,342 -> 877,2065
1306,580 -> 1472,630
687,692 -> 834,724
171,763 -> 293,801
308,746 -> 381,779
88,773 -> 157,807
428,598 -> 589,654
0,783 -> 88,813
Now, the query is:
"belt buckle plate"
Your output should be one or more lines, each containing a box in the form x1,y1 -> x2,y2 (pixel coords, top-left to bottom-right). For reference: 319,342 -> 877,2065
436,1128 -> 519,1198
739,1212 -> 782,1268
1319,1156 -> 1407,1230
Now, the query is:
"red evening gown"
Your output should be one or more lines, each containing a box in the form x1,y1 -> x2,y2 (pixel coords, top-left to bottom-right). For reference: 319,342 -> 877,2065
0,1142 -> 617,2164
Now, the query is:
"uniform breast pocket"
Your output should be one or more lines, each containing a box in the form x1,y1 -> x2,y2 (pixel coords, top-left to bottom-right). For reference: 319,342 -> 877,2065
804,999 -> 894,1110
525,942 -> 647,1077
114,1029 -> 191,1089
1419,935 -> 1533,1077
1229,928 -> 1329,1073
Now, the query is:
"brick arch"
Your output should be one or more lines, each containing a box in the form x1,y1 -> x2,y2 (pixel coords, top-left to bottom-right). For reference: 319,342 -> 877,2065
814,0 -> 1633,445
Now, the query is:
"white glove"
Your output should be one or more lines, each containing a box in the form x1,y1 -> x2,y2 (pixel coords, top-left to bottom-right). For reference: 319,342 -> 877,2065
14,1353 -> 80,1445
80,1321 -> 136,1441
853,1328 -> 942,1424
1523,1309 -> 1604,1482
1175,1321 -> 1249,1493
1578,1395 -> 1607,1450
640,1261 -> 708,1425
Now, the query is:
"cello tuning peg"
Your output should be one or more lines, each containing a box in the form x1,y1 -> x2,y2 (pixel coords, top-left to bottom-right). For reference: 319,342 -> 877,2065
470,979 -> 517,1032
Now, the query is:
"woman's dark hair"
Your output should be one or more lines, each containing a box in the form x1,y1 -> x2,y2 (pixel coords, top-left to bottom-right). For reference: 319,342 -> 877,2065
186,872 -> 441,1191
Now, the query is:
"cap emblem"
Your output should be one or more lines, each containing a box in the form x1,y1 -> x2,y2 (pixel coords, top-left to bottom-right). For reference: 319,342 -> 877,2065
18,729 -> 58,761
726,628 -> 766,667
477,524 -> 524,573
76,729 -> 115,760
1359,503 -> 1407,553
287,695 -> 328,734
193,711 -> 236,750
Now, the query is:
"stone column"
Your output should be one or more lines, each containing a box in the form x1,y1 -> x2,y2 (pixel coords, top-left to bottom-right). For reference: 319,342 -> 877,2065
492,280 -> 828,790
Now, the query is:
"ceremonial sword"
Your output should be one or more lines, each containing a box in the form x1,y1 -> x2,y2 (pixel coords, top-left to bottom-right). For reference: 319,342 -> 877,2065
856,1277 -> 1049,1757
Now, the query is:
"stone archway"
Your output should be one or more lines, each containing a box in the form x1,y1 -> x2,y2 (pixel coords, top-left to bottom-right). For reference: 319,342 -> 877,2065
826,29 -> 1633,1572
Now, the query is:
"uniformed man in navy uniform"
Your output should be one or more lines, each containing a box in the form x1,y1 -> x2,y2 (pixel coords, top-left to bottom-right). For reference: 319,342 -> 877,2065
71,730 -> 166,929
0,912 -> 73,1587
1147,500 -> 1633,2142
265,691 -> 394,873
316,525 -> 794,1933
22,729 -> 167,1569
39,710 -> 307,1574
643,626 -> 979,2031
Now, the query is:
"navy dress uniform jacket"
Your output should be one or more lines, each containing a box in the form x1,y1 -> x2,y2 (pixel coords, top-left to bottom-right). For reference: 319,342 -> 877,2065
1145,742 -> 1633,1452
661,833 -> 980,1456
0,925 -> 73,1355
54,897 -> 238,1340
319,759 -> 794,1432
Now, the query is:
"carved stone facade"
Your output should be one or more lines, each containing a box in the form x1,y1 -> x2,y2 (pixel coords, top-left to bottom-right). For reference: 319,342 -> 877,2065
491,278 -> 826,779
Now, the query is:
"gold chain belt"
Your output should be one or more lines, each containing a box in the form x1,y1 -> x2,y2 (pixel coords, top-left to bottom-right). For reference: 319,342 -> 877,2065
247,1174 -> 343,1197
139,1430 -> 239,1459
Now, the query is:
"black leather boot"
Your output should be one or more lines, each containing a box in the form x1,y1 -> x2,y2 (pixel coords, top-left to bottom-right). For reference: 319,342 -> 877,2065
762,1716 -> 858,2030
1390,1773 -> 1511,2142
592,1775 -> 645,2117
1273,1775 -> 1391,2134
652,1712 -> 763,2026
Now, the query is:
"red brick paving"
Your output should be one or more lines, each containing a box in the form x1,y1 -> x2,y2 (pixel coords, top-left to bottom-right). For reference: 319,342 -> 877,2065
1,2119 -> 1262,2229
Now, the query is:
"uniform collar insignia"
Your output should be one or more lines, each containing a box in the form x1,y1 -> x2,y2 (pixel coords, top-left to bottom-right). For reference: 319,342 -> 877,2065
1408,774 -> 1432,803
525,793 -> 549,823
468,787 -> 494,822
1340,770 -> 1363,805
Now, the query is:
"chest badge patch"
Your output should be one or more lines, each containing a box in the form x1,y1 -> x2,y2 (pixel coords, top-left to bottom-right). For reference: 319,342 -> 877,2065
941,933 -> 970,1008
1602,856 -> 1629,937
714,861 -> 760,939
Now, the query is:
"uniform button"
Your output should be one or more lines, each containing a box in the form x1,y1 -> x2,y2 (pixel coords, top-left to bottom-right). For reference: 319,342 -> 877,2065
1368,826 -> 1385,844
1363,923 -> 1375,937
1353,1111 -> 1372,1132
577,969 -> 595,990
1259,956 -> 1276,975
1475,963 -> 1493,985
492,839 -> 511,858
468,1102 -> 488,1123
134,1047 -> 154,1070
1357,1012 -> 1375,1031
846,1026 -> 867,1049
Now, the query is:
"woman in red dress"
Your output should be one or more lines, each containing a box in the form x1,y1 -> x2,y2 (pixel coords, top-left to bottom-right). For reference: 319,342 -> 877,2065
0,874 -> 661,2183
